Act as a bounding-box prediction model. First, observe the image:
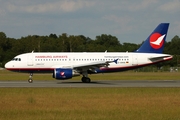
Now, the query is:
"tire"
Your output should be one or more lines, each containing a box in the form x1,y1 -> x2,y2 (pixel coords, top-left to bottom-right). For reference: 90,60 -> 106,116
81,77 -> 91,83
28,79 -> 33,83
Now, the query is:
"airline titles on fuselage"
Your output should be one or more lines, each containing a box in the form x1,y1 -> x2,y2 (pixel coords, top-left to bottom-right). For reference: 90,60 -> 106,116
35,55 -> 68,58
104,56 -> 129,58
35,55 -> 129,59
34,55 -> 129,64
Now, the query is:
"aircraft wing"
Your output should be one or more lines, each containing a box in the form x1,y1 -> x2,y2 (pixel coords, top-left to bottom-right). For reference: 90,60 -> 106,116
72,59 -> 118,72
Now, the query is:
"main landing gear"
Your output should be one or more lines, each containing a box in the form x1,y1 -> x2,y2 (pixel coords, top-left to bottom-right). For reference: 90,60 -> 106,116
81,76 -> 91,83
28,73 -> 33,83
81,71 -> 91,83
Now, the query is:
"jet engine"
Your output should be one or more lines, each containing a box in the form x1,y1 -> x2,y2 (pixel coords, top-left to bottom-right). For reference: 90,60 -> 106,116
53,68 -> 80,80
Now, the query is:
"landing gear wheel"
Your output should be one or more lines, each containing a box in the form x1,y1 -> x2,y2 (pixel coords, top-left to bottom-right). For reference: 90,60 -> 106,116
81,77 -> 91,83
28,79 -> 33,83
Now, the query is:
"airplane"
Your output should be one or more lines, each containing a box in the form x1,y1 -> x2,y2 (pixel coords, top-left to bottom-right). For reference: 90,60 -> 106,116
5,23 -> 172,83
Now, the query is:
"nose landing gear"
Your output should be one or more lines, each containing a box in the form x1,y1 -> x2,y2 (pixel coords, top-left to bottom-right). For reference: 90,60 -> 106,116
28,73 -> 33,83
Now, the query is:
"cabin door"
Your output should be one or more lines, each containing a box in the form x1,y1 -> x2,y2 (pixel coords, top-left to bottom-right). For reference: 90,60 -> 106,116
132,55 -> 138,65
27,54 -> 33,66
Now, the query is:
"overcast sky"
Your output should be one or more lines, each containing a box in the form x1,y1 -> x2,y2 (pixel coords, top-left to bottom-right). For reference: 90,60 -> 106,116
0,0 -> 180,44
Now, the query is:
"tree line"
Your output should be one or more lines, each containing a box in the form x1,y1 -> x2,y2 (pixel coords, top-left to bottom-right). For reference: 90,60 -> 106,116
0,32 -> 180,69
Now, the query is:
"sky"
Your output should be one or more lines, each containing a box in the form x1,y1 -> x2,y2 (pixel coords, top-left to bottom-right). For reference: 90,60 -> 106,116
0,0 -> 180,44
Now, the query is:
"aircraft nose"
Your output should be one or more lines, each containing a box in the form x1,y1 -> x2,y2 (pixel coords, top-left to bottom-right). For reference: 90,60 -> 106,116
5,62 -> 11,69
5,62 -> 8,69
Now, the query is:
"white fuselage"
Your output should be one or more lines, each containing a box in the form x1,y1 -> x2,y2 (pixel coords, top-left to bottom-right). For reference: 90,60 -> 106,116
5,52 -> 172,73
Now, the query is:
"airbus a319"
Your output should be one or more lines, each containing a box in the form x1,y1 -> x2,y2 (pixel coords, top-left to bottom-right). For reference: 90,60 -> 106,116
5,23 -> 172,83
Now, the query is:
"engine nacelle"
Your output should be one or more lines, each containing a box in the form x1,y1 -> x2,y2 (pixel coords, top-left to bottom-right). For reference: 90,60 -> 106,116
53,68 -> 73,80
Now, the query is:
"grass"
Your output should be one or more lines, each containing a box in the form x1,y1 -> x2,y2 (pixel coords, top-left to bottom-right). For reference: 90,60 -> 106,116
1,70 -> 180,119
0,70 -> 180,81
0,88 -> 180,120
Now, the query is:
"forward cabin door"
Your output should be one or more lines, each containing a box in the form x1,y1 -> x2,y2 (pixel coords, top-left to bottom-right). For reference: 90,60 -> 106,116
27,53 -> 33,66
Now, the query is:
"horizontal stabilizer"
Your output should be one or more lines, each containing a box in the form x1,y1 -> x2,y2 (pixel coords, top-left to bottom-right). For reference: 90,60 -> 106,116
148,56 -> 172,62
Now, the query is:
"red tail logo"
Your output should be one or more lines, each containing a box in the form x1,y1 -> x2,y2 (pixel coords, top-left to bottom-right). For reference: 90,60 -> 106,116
150,33 -> 165,49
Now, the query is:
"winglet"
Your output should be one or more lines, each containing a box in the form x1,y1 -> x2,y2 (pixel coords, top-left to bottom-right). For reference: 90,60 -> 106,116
113,59 -> 118,64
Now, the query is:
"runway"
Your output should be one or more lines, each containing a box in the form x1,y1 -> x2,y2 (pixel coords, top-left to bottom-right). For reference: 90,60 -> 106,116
0,80 -> 180,87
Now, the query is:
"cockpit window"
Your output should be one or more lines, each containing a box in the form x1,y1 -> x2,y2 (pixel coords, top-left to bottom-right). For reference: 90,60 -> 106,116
12,58 -> 21,61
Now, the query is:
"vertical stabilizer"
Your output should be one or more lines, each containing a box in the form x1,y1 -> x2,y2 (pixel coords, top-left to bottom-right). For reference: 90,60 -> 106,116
136,23 -> 169,53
